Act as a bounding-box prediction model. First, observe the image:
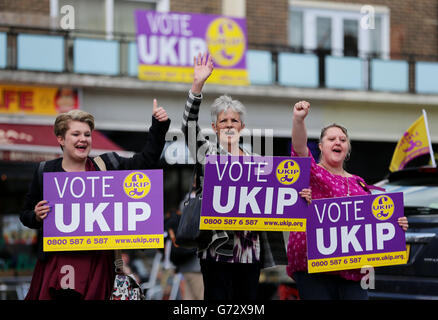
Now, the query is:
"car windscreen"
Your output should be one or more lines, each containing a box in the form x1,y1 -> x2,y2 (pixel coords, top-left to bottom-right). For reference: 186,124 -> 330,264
382,183 -> 438,210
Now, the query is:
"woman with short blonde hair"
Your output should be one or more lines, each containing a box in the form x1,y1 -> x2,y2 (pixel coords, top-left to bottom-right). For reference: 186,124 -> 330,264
53,109 -> 95,138
21,102 -> 170,300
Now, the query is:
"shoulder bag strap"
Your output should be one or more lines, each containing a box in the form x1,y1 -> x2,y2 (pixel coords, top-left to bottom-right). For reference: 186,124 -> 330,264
38,161 -> 47,191
194,162 -> 203,195
93,156 -> 107,171
94,156 -> 123,273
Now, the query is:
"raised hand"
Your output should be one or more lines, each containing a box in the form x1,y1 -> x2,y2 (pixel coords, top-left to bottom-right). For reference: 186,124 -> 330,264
293,100 -> 310,121
292,100 -> 310,157
152,98 -> 169,122
191,52 -> 214,95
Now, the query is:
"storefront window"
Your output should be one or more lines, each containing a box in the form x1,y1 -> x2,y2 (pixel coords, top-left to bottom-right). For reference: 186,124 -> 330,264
0,215 -> 37,279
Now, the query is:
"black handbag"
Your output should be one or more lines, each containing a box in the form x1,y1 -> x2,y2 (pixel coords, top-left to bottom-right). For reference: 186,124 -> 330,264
175,164 -> 210,249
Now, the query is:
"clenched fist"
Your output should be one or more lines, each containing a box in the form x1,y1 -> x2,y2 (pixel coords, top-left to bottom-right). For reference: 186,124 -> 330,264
293,100 -> 310,121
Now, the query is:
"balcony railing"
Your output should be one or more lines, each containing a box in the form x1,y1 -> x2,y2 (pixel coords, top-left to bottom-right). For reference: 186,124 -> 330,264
1,25 -> 438,95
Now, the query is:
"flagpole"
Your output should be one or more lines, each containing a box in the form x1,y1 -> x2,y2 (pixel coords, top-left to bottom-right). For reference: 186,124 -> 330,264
422,109 -> 437,168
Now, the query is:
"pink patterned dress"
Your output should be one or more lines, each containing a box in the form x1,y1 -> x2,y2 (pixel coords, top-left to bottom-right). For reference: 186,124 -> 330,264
286,148 -> 369,282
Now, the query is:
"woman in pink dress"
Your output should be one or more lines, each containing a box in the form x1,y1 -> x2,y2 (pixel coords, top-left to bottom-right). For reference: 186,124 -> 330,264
287,100 -> 409,300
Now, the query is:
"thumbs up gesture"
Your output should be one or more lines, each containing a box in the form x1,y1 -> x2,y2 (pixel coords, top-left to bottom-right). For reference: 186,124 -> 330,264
152,99 -> 169,122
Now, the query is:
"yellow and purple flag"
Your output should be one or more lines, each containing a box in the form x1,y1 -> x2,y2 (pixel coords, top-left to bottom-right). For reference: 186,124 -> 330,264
389,110 -> 436,172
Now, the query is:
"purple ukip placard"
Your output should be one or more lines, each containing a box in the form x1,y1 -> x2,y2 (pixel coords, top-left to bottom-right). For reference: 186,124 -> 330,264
43,170 -> 164,251
200,155 -> 311,232
307,192 -> 408,273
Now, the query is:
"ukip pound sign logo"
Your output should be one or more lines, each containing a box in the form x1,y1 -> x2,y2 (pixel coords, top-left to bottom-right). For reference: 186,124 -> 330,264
276,159 -> 301,185
371,195 -> 395,221
123,172 -> 151,199
205,17 -> 246,67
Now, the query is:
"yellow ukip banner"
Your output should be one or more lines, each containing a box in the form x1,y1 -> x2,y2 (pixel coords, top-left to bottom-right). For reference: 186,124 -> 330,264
389,110 -> 436,172
0,84 -> 79,115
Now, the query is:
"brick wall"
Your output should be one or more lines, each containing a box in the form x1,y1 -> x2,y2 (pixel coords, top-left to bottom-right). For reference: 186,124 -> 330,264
246,0 -> 289,48
0,0 -> 52,27
170,0 -> 221,15
171,0 -> 289,49
0,0 -> 49,13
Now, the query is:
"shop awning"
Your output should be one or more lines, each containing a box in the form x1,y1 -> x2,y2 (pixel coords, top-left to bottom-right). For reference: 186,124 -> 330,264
0,123 -> 133,162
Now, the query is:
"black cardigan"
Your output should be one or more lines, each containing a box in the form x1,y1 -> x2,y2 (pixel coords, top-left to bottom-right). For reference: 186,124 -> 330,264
20,116 -> 170,260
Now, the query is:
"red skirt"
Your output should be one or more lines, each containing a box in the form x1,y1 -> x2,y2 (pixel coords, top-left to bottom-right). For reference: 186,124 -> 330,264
25,250 -> 115,300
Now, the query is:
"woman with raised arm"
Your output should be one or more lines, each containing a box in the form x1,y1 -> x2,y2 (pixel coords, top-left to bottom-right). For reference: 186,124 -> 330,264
287,100 -> 408,300
21,100 -> 170,300
181,53 -> 311,300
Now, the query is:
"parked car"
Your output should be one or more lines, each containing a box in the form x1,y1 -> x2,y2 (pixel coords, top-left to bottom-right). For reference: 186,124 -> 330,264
369,167 -> 438,300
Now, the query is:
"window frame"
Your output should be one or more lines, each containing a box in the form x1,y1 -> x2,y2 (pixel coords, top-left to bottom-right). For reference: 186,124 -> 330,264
289,0 -> 390,59
50,0 -> 170,37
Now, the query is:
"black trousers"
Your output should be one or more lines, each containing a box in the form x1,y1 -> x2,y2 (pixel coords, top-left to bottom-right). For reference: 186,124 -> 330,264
293,271 -> 369,300
200,259 -> 261,300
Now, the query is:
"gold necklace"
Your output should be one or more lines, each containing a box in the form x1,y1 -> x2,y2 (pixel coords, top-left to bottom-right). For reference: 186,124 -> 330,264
345,176 -> 350,196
